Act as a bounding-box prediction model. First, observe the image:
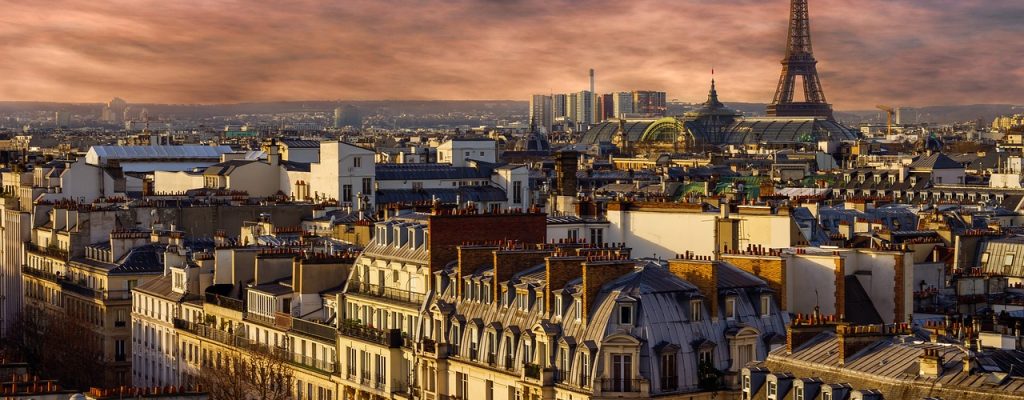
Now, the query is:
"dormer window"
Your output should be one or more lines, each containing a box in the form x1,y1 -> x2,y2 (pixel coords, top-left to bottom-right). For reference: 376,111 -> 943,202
768,382 -> 778,398
981,252 -> 990,266
618,304 -> 633,325
554,296 -> 563,318
843,174 -> 851,183
725,297 -> 736,320
761,295 -> 772,317
873,175 -> 881,184
516,290 -> 529,311
690,300 -> 703,322
889,175 -> 896,184
574,298 -> 582,321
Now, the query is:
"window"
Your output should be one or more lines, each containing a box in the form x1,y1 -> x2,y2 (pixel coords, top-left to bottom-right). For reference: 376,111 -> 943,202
579,353 -> 590,386
768,382 -> 777,398
610,354 -> 633,391
660,353 -> 677,390
456,372 -> 468,398
362,178 -> 372,195
451,325 -> 461,352
567,229 -> 578,242
1004,253 -> 1015,267
618,304 -> 633,325
725,297 -> 736,320
574,298 -> 582,321
353,156 -> 362,168
743,375 -> 750,390
554,296 -> 563,318
823,392 -> 832,400
691,300 -> 703,321
590,228 -> 604,246
343,185 -> 353,202
980,252 -> 990,265
513,181 -> 523,204
486,380 -> 494,400
412,182 -> 423,190
737,344 -> 754,369
761,295 -> 772,317
796,387 -> 804,400
698,349 -> 713,366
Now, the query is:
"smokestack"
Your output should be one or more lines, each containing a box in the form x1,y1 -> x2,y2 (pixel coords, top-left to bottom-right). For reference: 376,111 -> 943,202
589,69 -> 595,94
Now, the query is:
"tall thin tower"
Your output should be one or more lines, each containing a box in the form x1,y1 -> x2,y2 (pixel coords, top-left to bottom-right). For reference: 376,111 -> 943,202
766,0 -> 833,119
589,69 -> 595,94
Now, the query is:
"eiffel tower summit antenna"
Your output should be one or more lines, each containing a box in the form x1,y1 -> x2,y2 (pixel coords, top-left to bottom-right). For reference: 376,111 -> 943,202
766,0 -> 834,120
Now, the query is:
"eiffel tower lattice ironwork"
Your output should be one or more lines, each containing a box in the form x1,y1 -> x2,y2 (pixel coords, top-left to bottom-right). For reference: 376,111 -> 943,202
766,0 -> 833,119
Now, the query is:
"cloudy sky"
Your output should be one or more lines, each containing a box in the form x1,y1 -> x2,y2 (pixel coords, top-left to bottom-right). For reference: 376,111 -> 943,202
1,0 -> 1022,109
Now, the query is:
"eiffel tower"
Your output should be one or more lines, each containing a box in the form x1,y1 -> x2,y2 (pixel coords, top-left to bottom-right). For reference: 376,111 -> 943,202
766,0 -> 833,119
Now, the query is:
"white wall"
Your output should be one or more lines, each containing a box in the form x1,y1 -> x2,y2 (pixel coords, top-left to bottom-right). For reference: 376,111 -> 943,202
606,208 -> 797,259
153,171 -> 204,194
309,141 -> 376,207
437,140 -> 496,167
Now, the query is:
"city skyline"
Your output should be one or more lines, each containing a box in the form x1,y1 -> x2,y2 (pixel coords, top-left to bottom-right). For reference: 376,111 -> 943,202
1,0 -> 1022,108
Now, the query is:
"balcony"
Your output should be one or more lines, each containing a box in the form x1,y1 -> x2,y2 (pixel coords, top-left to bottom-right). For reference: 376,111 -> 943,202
600,378 -> 643,393
348,280 -> 425,306
339,323 -> 404,348
21,266 -> 130,300
421,338 -> 436,354
523,364 -> 555,386
524,364 -> 541,380
291,318 -> 336,342
289,354 -> 336,374
26,243 -> 69,260
205,292 -> 244,311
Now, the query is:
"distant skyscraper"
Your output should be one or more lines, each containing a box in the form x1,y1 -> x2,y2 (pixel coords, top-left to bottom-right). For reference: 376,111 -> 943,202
552,94 -> 568,119
566,93 -> 579,124
103,97 -> 128,124
529,95 -> 553,132
576,91 -> 597,128
613,92 -> 634,118
633,91 -> 667,116
54,111 -> 70,128
598,93 -> 614,122
336,105 -> 362,128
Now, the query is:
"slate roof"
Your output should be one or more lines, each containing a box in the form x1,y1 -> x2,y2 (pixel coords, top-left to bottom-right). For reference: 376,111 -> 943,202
375,163 -> 496,181
910,153 -> 963,170
280,139 -> 321,149
376,186 -> 507,205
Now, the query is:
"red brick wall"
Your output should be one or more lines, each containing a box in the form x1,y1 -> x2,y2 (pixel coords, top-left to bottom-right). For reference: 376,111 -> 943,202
428,213 -> 547,273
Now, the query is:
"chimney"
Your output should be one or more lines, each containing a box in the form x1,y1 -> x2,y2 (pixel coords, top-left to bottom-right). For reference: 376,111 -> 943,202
667,258 -> 719,319
786,311 -> 836,353
836,323 -> 910,366
268,139 -> 281,167
581,259 -> 635,323
493,249 -> 553,301
918,348 -> 943,378
457,245 -> 498,297
545,255 -> 587,312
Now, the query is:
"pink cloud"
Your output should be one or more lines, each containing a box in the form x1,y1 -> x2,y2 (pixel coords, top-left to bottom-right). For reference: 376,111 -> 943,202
0,0 -> 1021,109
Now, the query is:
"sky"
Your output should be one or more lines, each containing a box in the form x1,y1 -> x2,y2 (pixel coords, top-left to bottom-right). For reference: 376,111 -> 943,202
1,0 -> 1022,109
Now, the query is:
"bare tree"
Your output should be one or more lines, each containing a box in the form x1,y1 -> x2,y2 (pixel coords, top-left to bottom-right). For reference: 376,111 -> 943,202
200,346 -> 294,400
9,309 -> 106,389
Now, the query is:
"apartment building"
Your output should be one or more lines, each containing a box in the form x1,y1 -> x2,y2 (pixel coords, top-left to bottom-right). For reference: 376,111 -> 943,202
21,208 -> 173,386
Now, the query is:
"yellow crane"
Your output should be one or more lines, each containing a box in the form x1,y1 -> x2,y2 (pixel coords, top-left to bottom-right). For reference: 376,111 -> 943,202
876,104 -> 895,135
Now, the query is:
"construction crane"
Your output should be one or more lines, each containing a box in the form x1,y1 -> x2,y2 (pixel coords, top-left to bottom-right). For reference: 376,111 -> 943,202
876,104 -> 895,135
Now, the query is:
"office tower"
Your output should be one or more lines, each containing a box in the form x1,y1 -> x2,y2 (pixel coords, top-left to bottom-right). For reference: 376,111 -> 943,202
566,92 -> 579,124
576,91 -> 596,128
598,93 -> 614,121
104,97 -> 128,124
633,90 -> 667,116
529,94 -> 553,132
552,94 -> 568,119
334,107 -> 343,128
613,92 -> 634,118
54,111 -> 71,128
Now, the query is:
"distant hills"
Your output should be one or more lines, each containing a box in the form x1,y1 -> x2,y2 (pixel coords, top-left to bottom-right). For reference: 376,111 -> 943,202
1,100 -> 1020,125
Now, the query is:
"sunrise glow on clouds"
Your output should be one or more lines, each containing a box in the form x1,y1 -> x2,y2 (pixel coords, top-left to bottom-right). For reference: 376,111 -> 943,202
1,0 -> 1022,109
